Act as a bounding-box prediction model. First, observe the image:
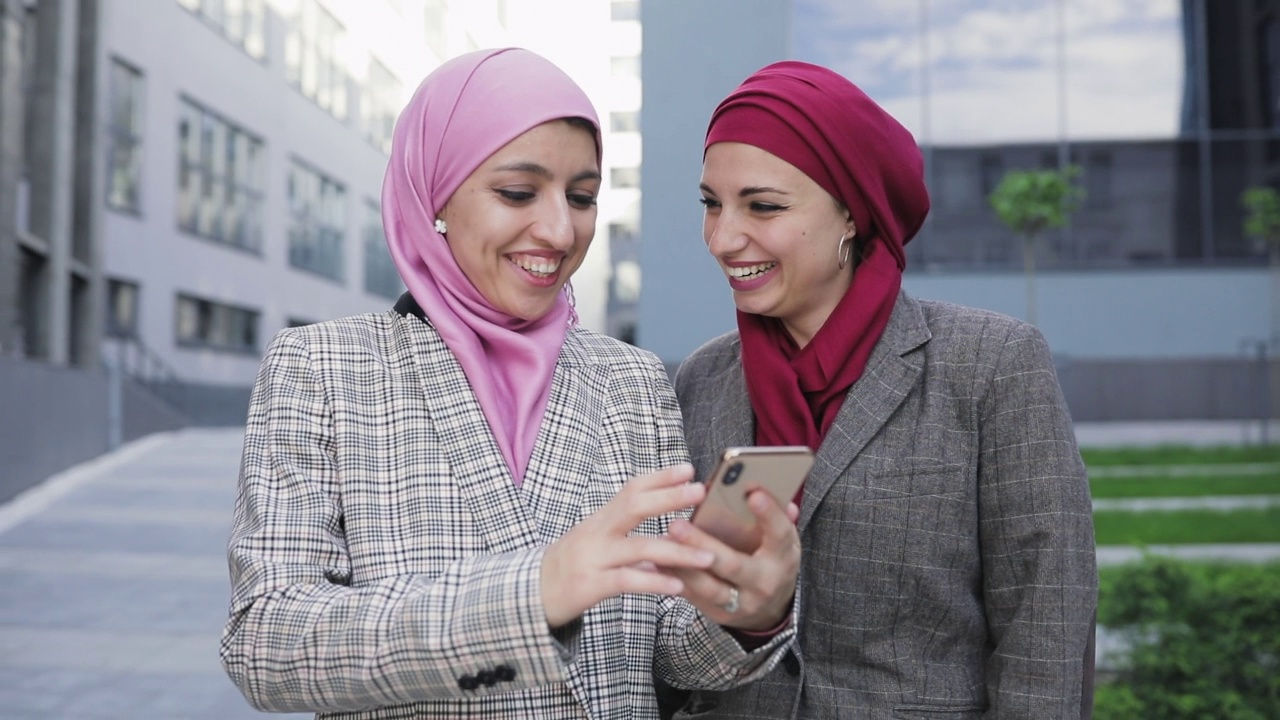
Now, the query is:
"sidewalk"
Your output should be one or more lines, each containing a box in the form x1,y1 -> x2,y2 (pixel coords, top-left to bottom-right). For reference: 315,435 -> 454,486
0,424 -> 1275,717
0,428 -> 306,720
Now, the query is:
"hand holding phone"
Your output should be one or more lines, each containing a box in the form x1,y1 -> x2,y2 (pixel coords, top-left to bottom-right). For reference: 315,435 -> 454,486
690,446 -> 814,553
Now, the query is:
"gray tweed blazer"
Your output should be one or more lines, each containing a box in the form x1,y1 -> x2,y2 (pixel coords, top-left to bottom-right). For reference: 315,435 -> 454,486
672,292 -> 1097,720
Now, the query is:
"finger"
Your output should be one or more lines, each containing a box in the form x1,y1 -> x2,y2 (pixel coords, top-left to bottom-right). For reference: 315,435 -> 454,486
624,463 -> 696,492
667,519 -> 747,580
665,566 -> 740,619
597,476 -> 705,533
747,490 -> 801,549
786,502 -> 800,524
608,536 -> 716,572
603,566 -> 685,597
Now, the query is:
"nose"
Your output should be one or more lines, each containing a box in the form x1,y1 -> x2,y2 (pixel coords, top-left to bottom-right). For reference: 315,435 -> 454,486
531,195 -> 575,250
705,209 -> 748,259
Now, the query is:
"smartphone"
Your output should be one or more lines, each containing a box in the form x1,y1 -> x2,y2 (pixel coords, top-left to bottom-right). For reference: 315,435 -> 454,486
690,446 -> 815,553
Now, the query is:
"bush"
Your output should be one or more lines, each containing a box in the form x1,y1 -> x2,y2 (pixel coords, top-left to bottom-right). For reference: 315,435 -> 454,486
1095,557 -> 1280,719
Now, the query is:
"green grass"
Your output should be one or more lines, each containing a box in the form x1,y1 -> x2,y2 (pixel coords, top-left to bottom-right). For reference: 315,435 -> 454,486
1081,445 -> 1280,467
1093,507 -> 1280,545
1090,474 -> 1280,499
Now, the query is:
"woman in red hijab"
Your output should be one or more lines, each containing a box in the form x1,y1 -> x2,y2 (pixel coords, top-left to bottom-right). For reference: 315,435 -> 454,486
668,61 -> 1097,719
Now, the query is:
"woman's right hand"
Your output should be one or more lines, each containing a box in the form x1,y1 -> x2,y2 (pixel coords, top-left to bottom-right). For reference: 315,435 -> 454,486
541,464 -> 714,628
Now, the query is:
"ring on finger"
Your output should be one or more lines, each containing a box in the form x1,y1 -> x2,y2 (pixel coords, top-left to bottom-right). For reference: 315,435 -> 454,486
721,585 -> 740,614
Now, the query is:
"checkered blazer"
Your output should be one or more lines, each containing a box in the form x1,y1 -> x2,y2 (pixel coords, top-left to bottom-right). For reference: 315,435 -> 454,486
220,302 -> 793,720
671,293 -> 1097,720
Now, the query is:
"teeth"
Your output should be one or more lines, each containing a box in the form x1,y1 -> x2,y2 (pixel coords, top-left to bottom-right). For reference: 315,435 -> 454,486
727,262 -> 776,279
511,255 -> 560,276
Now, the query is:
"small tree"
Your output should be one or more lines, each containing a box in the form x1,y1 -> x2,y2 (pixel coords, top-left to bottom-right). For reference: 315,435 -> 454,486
988,167 -> 1084,326
1242,185 -> 1280,345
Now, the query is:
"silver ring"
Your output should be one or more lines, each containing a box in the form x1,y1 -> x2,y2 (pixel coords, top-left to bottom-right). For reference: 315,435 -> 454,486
721,586 -> 740,614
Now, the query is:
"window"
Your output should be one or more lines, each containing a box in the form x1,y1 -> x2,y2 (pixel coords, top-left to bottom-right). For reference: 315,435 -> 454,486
362,59 -> 402,154
285,0 -> 347,119
288,159 -> 347,282
363,201 -> 402,299
424,0 -> 447,58
106,279 -> 140,338
611,56 -> 640,78
1084,151 -> 1112,210
175,294 -> 259,353
177,0 -> 267,59
612,166 -> 641,189
177,98 -> 265,251
611,0 -> 639,22
106,58 -> 144,213
610,111 -> 640,133
979,154 -> 1004,197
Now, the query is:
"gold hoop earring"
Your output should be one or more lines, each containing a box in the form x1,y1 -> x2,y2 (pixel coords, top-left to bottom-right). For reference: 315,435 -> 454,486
837,233 -> 854,269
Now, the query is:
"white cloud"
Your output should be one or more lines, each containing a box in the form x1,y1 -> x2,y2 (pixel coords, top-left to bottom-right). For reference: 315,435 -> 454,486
793,0 -> 1184,143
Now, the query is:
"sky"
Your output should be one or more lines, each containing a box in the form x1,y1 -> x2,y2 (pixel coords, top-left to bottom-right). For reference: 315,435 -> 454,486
793,0 -> 1185,145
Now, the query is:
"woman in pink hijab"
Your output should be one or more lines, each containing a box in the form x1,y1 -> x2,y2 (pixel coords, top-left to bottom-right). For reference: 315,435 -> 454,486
221,48 -> 800,720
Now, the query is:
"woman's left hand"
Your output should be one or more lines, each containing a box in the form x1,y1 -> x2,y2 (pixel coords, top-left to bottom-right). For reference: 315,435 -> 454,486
664,489 -> 801,631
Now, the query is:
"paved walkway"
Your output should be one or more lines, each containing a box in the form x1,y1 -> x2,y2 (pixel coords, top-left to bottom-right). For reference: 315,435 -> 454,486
0,429 -> 306,720
0,423 -> 1277,717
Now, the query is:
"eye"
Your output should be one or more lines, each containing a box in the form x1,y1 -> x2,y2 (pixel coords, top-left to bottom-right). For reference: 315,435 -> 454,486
699,197 -> 721,210
496,188 -> 535,203
567,192 -> 597,209
750,201 -> 787,213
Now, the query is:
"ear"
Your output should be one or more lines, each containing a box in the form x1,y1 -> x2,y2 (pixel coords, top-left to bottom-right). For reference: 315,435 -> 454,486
846,215 -> 857,238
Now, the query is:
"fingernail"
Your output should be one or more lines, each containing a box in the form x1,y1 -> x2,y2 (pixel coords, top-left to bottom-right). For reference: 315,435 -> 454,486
695,550 -> 715,565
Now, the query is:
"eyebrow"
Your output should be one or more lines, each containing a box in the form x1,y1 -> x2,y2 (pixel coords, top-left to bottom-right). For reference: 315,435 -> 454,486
698,182 -> 789,197
494,162 -> 601,183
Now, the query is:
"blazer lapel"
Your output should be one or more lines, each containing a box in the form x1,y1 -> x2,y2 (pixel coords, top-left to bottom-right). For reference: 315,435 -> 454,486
797,293 -> 931,533
401,316 -> 543,553
519,331 -> 607,541
709,337 -> 756,464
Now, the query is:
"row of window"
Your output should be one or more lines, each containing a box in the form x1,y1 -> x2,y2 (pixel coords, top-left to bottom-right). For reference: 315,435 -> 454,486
108,281 -> 260,353
175,0 -> 403,135
106,59 -> 403,299
108,280 -> 362,354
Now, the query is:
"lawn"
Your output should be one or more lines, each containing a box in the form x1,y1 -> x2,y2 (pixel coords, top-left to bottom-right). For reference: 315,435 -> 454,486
1080,444 -> 1280,467
1093,506 -> 1280,545
1090,473 -> 1280,499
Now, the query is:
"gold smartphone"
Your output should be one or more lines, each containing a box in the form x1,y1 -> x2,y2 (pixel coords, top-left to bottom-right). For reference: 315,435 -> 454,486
690,446 -> 815,553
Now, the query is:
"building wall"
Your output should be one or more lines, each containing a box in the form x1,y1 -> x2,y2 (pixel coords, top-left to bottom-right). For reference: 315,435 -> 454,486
97,0 -> 448,387
638,0 -> 792,356
0,0 -> 23,356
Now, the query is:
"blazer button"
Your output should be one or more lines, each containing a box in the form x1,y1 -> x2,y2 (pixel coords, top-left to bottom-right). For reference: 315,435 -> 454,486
495,664 -> 517,682
782,651 -> 801,677
477,670 -> 497,687
457,674 -> 479,691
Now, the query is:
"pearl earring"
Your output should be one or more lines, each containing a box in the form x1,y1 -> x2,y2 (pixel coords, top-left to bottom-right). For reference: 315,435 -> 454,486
434,218 -> 448,234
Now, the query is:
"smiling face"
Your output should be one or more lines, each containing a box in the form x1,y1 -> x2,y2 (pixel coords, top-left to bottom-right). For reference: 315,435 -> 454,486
700,141 -> 856,347
438,119 -> 601,322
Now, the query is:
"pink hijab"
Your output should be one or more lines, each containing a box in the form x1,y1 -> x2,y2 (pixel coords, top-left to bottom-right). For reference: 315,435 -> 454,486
382,48 -> 601,485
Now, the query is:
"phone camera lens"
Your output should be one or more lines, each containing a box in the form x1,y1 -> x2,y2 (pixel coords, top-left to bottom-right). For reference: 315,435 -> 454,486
723,462 -> 743,486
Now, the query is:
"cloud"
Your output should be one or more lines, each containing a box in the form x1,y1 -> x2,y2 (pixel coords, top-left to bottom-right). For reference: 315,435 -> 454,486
793,0 -> 1184,143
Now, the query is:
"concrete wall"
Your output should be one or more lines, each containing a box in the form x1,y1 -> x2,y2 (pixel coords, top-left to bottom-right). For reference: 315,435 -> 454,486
638,0 -> 792,354
0,357 -> 190,503
0,357 -> 109,503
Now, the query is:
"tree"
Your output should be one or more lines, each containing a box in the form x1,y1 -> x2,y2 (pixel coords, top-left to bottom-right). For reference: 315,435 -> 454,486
988,166 -> 1084,326
1242,185 -> 1280,345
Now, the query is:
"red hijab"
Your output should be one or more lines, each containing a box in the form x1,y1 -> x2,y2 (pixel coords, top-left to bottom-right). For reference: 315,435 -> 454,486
705,61 -> 930,451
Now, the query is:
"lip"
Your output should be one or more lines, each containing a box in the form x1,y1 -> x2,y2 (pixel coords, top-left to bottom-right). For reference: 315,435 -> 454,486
507,253 -> 564,288
723,261 -> 777,292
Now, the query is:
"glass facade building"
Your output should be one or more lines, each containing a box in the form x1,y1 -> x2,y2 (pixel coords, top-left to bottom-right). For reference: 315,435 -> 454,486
793,0 -> 1277,271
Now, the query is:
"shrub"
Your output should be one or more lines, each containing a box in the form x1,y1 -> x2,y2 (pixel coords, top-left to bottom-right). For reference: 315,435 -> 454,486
1095,556 -> 1280,719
